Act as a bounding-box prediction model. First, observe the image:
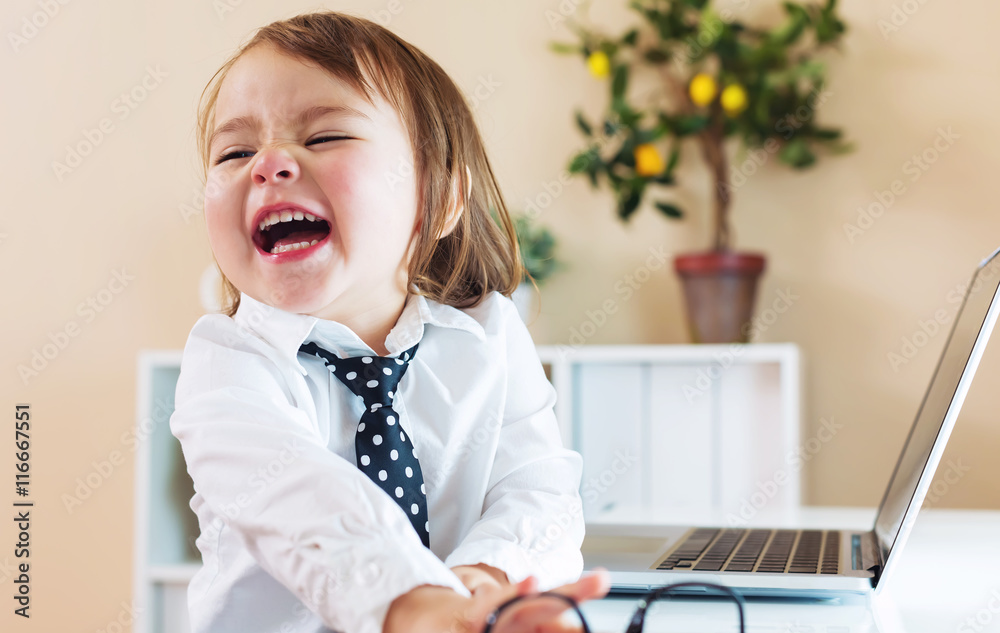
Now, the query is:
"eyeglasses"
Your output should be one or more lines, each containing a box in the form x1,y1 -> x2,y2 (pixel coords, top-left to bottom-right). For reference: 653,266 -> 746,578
483,582 -> 745,633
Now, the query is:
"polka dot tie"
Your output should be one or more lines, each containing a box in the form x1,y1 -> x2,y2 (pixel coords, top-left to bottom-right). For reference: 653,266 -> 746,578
298,341 -> 430,547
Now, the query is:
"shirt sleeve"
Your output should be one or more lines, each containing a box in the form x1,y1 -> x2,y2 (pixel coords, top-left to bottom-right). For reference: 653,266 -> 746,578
169,315 -> 470,633
442,296 -> 586,589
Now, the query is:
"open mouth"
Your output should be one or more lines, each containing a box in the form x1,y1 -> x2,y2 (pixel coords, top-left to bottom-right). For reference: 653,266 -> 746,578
253,209 -> 332,255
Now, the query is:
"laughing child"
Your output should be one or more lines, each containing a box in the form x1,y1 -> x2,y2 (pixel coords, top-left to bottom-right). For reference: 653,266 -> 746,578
169,10 -> 608,633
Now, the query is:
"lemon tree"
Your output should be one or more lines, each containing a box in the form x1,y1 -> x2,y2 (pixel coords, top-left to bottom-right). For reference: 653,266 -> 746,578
552,0 -> 850,251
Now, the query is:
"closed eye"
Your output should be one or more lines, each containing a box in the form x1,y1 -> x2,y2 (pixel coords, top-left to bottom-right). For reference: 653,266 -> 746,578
306,135 -> 350,146
215,136 -> 351,165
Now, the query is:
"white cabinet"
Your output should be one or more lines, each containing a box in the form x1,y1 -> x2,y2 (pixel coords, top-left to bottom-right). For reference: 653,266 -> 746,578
535,344 -> 802,521
132,351 -> 197,633
132,344 -> 801,633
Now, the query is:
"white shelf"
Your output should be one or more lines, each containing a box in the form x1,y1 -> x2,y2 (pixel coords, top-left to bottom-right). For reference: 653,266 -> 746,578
535,343 -> 802,521
536,342 -> 800,363
148,564 -> 201,583
132,351 -> 196,633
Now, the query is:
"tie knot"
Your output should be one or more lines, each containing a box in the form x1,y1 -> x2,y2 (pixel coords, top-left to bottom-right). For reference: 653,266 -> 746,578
299,341 -> 419,408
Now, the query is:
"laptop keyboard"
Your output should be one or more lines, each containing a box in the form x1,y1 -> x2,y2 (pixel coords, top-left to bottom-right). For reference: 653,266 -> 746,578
656,528 -> 841,574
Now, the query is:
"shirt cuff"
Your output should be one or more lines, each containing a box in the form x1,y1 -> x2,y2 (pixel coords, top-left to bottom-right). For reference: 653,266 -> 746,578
443,539 -> 583,590
311,533 -> 472,633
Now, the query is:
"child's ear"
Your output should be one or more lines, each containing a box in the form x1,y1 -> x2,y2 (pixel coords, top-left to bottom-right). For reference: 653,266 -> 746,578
437,165 -> 472,240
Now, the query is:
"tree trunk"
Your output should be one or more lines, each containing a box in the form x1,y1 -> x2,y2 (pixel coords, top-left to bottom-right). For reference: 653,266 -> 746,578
698,115 -> 731,252
658,66 -> 732,251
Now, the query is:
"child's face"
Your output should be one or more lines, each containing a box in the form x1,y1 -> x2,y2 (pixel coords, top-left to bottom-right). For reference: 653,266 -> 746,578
205,45 -> 421,318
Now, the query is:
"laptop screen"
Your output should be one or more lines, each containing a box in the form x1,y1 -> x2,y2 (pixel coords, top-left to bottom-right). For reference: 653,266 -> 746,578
873,248 -> 1000,578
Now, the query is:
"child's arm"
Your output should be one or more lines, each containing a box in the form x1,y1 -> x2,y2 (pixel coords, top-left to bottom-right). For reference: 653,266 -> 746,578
170,315 -> 471,633
442,296 -> 586,588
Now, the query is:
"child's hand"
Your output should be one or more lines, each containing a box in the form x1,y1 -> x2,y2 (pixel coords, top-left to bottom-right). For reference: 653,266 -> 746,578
383,568 -> 610,633
477,569 -> 610,633
450,563 -> 510,594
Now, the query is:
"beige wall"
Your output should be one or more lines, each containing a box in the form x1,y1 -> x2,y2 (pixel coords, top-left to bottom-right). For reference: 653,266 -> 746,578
3,0 -> 999,628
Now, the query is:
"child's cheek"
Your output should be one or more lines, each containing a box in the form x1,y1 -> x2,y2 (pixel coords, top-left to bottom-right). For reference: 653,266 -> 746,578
204,169 -> 241,222
315,157 -> 361,203
204,169 -> 233,207
202,170 -> 241,252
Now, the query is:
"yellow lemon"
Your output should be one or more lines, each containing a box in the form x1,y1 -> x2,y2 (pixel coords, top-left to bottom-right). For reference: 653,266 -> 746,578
587,51 -> 610,79
634,143 -> 664,177
720,83 -> 749,115
688,73 -> 718,106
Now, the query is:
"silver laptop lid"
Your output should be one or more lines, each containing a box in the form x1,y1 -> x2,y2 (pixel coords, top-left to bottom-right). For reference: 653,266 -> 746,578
872,246 -> 1000,591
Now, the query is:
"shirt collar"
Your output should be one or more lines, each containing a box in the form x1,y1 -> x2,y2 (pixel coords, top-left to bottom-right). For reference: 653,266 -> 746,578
232,287 -> 486,376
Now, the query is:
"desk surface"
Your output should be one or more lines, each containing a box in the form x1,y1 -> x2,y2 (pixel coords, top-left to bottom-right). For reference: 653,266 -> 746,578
578,506 -> 1000,633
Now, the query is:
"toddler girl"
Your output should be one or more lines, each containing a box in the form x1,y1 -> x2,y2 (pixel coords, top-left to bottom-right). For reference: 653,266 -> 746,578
169,10 -> 608,633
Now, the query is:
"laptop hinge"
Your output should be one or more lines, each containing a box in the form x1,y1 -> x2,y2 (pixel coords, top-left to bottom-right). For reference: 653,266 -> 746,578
855,531 -> 883,587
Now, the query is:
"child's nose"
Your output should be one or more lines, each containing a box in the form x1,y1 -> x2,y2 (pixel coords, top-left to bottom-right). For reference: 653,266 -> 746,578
251,147 -> 300,185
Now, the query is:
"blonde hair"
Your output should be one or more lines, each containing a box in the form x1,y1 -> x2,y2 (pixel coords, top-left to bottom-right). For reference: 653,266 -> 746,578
195,11 -> 526,316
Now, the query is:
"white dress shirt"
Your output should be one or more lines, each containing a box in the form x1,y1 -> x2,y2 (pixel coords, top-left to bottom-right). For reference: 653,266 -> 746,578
169,288 -> 585,633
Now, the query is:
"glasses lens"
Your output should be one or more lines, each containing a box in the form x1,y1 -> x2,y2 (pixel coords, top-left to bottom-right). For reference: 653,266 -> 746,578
490,594 -> 586,633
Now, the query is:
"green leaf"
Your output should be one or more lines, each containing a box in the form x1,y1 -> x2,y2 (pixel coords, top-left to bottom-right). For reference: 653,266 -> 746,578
611,138 -> 637,169
611,64 -> 629,100
665,143 -> 681,173
812,127 -> 842,140
622,28 -> 639,46
652,10 -> 675,40
568,147 -> 599,173
827,139 -> 856,155
783,2 -> 811,21
548,41 -> 580,55
612,100 -> 642,127
795,59 -> 826,80
815,5 -> 846,43
696,8 -> 724,49
779,138 -> 816,168
771,3 -> 810,46
617,186 -> 643,221
652,171 -> 676,185
654,201 -> 683,218
643,48 -> 671,64
575,110 -> 593,137
673,114 -> 710,136
635,123 -> 668,144
606,169 -> 624,190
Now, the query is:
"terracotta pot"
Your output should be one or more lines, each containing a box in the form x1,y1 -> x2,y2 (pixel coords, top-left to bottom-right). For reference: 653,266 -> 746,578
674,250 -> 767,343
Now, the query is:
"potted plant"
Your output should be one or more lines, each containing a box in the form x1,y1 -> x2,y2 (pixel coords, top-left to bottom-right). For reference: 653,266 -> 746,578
494,210 -> 561,321
513,213 -> 561,321
552,0 -> 850,342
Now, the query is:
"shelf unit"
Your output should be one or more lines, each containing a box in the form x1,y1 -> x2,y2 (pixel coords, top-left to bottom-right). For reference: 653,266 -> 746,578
132,351 -> 195,633
535,343 -> 802,520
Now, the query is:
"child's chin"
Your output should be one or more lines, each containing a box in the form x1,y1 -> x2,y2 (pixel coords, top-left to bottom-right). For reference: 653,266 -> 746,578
260,288 -> 327,314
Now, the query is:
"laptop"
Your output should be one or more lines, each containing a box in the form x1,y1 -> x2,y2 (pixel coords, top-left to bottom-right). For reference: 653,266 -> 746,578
581,246 -> 1000,598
